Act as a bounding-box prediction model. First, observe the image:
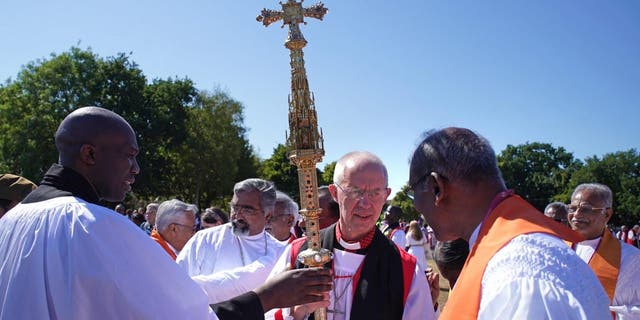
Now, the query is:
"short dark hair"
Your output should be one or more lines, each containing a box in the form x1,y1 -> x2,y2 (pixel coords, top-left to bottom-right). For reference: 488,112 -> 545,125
434,238 -> 470,275
202,207 -> 228,224
411,128 -> 504,187
318,186 -> 339,218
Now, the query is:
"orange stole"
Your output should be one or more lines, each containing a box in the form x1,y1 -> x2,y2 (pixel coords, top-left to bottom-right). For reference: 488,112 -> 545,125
439,195 -> 583,320
570,230 -> 621,303
151,229 -> 177,260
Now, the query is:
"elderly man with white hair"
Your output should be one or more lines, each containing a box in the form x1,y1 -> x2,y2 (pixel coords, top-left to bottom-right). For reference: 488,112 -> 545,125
266,191 -> 301,244
566,183 -> 640,318
151,199 -> 197,260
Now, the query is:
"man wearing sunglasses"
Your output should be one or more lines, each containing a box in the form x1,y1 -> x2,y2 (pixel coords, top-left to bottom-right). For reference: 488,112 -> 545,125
567,183 -> 640,318
544,201 -> 569,225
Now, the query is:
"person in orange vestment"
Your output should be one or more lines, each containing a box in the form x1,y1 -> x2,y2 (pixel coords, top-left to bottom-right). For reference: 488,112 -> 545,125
151,199 -> 197,260
408,127 -> 610,319
568,183 -> 640,319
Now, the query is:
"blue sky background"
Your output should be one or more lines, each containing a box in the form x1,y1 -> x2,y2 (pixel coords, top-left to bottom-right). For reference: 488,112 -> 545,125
2,1 -> 639,196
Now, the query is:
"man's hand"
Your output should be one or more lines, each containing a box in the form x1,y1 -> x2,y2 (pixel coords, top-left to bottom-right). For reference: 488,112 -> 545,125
425,267 -> 440,307
254,267 -> 332,311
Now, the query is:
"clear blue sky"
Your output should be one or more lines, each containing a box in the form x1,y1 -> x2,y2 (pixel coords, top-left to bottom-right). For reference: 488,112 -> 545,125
2,1 -> 639,196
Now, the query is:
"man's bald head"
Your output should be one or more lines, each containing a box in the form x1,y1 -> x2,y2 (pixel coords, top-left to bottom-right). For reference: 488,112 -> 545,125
55,106 -> 140,202
55,107 -> 134,165
333,151 -> 388,186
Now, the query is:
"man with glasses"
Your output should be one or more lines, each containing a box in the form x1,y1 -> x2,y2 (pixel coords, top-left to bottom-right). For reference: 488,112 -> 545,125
544,201 -> 569,225
177,178 -> 286,304
268,151 -> 434,320
151,199 -> 197,260
266,191 -> 300,244
408,127 -> 609,319
567,183 -> 640,318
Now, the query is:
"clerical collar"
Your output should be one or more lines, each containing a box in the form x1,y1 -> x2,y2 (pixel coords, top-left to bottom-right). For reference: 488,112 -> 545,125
335,223 -> 375,251
22,164 -> 100,205
578,236 -> 602,249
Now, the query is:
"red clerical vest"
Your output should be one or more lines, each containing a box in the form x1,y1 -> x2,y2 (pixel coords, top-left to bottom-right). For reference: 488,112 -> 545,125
439,195 -> 583,319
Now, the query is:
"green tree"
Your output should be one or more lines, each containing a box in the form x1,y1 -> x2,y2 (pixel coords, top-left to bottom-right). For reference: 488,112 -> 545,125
390,184 -> 422,222
258,144 -> 328,203
172,90 -> 258,208
559,149 -> 640,226
497,142 -> 581,211
0,48 -> 259,210
259,144 -> 300,201
320,161 -> 336,186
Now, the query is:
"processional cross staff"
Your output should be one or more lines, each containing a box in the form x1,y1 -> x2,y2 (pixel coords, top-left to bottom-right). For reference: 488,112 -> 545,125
257,1 -> 333,319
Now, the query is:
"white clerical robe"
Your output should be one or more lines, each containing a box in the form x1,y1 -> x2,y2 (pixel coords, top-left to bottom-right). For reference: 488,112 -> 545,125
405,234 -> 428,271
467,224 -> 611,319
575,237 -> 640,318
265,244 -> 434,320
177,223 -> 285,304
0,196 -> 213,319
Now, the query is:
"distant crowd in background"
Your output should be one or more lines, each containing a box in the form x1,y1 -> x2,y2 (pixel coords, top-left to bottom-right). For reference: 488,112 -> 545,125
1,107 -> 639,319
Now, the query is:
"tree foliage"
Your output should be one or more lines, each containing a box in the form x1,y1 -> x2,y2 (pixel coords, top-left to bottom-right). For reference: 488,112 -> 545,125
0,47 -> 258,209
558,149 -> 640,226
390,184 -> 422,222
497,142 -> 581,211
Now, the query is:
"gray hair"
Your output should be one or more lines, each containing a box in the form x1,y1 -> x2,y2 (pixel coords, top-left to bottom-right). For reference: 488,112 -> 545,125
545,201 -> 568,215
155,199 -> 198,231
333,151 -> 388,185
146,202 -> 159,212
410,128 -> 504,187
275,191 -> 301,222
572,183 -> 613,207
233,178 -> 276,215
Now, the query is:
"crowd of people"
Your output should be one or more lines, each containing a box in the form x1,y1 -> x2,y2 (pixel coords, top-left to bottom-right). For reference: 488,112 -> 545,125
1,106 -> 639,319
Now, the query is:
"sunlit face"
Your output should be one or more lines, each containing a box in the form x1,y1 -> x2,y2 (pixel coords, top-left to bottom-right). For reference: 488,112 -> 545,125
266,202 -> 294,241
230,190 -> 267,236
330,161 -> 390,241
170,211 -> 196,251
146,206 -> 157,225
92,128 -> 140,202
568,189 -> 611,240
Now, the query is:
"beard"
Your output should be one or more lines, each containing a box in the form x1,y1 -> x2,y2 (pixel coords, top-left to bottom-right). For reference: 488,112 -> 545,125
231,219 -> 250,237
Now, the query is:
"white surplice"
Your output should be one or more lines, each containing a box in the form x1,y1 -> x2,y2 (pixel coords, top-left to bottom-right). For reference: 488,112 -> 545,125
0,196 -> 212,320
467,223 -> 611,320
575,236 -> 640,317
265,243 -> 434,320
176,223 -> 285,304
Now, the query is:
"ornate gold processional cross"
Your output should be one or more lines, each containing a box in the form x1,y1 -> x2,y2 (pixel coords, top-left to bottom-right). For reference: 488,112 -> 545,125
257,1 -> 332,319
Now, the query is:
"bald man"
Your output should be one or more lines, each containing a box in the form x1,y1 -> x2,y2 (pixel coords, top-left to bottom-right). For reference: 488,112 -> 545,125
267,151 -> 434,320
0,107 -> 332,319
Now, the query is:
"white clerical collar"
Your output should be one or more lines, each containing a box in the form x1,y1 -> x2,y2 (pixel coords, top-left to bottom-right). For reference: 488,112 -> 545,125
468,222 -> 482,250
166,241 -> 179,256
338,237 -> 361,250
239,230 -> 266,241
578,236 -> 602,249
